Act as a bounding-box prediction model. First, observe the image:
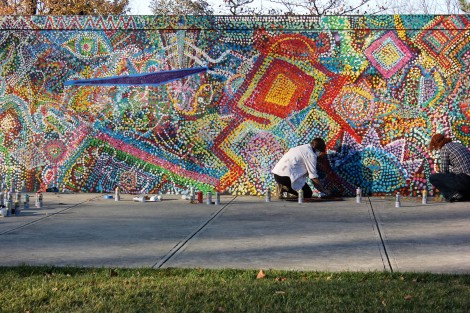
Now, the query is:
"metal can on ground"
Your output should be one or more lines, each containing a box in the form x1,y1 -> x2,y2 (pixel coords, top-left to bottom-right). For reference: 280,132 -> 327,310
395,193 -> 401,208
206,191 -> 212,205
356,187 -> 362,203
265,189 -> 271,202
215,192 -> 220,205
298,189 -> 304,204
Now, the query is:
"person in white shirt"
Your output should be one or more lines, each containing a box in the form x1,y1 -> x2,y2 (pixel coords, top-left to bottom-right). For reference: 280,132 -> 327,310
272,138 -> 330,199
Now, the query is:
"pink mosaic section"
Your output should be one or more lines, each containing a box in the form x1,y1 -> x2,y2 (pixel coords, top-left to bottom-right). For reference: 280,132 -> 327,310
364,31 -> 414,79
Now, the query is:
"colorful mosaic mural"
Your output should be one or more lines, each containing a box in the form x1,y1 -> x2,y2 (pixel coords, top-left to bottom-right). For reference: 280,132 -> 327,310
0,15 -> 469,196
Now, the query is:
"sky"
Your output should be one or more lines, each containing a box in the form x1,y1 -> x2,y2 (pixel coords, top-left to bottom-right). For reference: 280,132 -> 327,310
129,0 -> 296,15
128,0 -> 463,15
128,0 -> 152,14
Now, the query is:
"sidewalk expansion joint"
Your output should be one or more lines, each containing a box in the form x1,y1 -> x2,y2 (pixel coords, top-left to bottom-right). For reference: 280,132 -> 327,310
367,197 -> 394,273
152,196 -> 238,269
0,195 -> 102,236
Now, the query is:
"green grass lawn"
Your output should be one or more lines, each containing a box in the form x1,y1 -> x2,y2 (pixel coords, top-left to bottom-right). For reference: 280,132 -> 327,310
1,266 -> 470,312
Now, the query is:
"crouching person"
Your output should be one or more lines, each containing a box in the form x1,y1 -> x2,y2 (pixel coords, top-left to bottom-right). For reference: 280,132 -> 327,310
428,133 -> 470,202
272,138 -> 330,199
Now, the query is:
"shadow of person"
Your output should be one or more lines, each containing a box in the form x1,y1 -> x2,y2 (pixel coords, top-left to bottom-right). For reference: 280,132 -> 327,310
326,144 -> 408,197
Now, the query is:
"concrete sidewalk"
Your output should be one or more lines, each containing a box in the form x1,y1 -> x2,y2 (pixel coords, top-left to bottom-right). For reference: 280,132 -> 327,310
0,193 -> 469,273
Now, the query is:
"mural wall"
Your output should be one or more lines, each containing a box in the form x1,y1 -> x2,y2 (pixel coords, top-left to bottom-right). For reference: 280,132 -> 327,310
0,15 -> 469,196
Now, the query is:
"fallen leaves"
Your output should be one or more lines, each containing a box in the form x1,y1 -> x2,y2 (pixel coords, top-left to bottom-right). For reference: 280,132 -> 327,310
256,270 -> 266,279
404,295 -> 413,300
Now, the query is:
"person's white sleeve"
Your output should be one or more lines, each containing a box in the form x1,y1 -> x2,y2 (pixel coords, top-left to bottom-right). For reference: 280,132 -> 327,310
303,151 -> 318,179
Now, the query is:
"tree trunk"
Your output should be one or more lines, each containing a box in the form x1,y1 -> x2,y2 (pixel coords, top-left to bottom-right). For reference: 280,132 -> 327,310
26,0 -> 38,14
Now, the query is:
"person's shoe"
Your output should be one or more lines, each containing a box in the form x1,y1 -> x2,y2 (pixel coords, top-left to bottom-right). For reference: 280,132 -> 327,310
276,184 -> 288,200
276,184 -> 287,199
449,193 -> 465,202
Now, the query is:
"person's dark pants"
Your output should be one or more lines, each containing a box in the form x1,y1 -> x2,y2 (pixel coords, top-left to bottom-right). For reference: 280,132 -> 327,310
429,173 -> 470,200
273,174 -> 313,198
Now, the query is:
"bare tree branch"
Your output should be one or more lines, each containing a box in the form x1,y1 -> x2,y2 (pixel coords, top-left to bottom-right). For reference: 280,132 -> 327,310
0,0 -> 129,15
150,0 -> 213,15
267,0 -> 389,15
459,0 -> 470,12
267,0 -> 464,15
223,0 -> 255,15
386,0 -> 462,14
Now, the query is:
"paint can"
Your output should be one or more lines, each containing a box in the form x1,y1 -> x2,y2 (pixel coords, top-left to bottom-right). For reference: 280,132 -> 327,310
422,189 -> 427,205
23,194 -> 29,210
35,191 -> 43,209
265,188 -> 271,202
0,191 -> 6,217
114,187 -> 120,201
197,191 -> 203,203
24,194 -> 30,210
298,189 -> 304,204
3,190 -> 8,207
190,187 -> 195,201
356,187 -> 362,204
6,198 -> 12,217
215,192 -> 221,205
395,192 -> 401,208
13,192 -> 20,215
206,191 -> 212,205
150,195 -> 162,202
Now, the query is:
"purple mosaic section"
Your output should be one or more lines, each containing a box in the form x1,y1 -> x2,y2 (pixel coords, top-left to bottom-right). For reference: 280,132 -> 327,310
65,67 -> 208,86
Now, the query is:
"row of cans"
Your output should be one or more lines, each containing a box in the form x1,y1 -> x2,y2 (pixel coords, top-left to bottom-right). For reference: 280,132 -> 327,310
356,187 -> 428,207
191,187 -> 221,205
114,186 -> 222,205
0,191 -> 43,217
265,187 -> 430,206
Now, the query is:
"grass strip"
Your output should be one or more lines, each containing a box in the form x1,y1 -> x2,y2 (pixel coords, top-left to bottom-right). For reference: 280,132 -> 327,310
1,266 -> 470,312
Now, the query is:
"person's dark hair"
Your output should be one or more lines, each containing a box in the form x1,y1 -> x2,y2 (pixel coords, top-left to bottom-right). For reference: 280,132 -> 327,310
429,133 -> 452,151
311,138 -> 326,153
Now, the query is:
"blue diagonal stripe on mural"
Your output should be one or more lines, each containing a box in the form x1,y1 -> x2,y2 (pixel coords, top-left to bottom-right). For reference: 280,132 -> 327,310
64,66 -> 208,86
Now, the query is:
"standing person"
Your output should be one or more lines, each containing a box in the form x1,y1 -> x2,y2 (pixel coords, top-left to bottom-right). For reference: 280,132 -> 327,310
429,133 -> 470,202
272,138 -> 329,199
